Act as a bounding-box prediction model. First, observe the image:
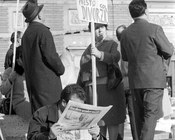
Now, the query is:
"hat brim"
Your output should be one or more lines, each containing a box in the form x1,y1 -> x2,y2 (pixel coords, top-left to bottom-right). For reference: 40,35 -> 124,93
25,4 -> 44,23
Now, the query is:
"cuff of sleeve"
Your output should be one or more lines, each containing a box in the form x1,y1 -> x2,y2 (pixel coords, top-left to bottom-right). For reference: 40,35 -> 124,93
48,132 -> 56,140
100,52 -> 104,61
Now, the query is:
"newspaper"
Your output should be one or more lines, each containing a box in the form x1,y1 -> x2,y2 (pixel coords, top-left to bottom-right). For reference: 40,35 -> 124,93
57,100 -> 112,131
56,129 -> 92,140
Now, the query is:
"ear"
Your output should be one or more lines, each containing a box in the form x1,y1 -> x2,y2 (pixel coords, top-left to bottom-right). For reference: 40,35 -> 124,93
145,8 -> 149,16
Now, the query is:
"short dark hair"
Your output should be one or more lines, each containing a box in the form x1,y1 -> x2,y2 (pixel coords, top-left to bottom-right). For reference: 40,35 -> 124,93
10,31 -> 22,43
60,84 -> 87,103
116,25 -> 127,41
129,0 -> 147,18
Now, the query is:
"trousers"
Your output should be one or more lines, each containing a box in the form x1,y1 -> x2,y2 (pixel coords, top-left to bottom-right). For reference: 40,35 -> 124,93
131,88 -> 163,140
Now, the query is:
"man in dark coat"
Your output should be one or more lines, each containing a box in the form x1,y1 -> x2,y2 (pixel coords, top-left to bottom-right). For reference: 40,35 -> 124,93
22,1 -> 65,113
27,84 -> 106,140
121,1 -> 174,140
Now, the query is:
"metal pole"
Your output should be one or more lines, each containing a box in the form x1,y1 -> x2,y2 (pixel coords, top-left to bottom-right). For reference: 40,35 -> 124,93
9,0 -> 20,115
91,22 -> 97,106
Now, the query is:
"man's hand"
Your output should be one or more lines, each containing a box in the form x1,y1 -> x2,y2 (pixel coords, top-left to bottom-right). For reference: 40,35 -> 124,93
88,125 -> 100,139
49,123 -> 64,139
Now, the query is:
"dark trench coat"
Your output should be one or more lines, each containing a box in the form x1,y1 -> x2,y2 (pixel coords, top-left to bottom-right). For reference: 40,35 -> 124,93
22,22 -> 65,113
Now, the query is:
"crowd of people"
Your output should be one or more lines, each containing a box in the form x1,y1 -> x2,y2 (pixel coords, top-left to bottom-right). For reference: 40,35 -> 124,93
0,0 -> 174,140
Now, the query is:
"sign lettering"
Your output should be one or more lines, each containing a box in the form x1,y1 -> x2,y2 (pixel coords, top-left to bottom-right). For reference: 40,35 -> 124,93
77,0 -> 108,23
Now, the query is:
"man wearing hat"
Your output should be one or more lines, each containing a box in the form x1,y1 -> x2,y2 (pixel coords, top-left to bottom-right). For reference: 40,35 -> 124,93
120,0 -> 174,140
77,23 -> 126,140
21,1 -> 65,113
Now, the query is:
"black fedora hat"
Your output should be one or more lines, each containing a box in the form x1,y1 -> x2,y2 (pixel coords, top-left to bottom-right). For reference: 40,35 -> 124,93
22,1 -> 44,23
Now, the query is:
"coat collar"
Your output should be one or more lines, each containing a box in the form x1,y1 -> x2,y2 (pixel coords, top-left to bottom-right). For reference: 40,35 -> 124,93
29,21 -> 50,29
134,18 -> 148,23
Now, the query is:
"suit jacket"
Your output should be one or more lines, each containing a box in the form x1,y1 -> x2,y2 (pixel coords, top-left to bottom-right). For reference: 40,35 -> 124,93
121,18 -> 174,89
27,102 -> 106,140
22,22 -> 65,112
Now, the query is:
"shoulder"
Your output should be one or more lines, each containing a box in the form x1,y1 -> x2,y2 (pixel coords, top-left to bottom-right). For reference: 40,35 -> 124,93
3,67 -> 12,76
33,103 -> 57,118
104,37 -> 118,45
33,105 -> 49,118
149,22 -> 161,30
27,22 -> 50,35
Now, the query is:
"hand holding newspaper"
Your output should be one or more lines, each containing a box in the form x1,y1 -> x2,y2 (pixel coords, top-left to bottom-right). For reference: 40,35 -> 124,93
57,100 -> 112,131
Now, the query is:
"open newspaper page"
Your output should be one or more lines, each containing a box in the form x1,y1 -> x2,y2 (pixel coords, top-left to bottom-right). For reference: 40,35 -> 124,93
57,100 -> 112,131
56,129 -> 92,140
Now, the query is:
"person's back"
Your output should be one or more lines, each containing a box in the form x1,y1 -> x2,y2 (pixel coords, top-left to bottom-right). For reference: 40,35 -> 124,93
120,1 -> 174,140
22,1 -> 65,113
121,17 -> 173,89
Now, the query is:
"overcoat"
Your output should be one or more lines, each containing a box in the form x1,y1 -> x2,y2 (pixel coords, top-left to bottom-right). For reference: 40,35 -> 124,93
121,19 -> 174,89
77,37 -> 126,125
22,22 -> 65,113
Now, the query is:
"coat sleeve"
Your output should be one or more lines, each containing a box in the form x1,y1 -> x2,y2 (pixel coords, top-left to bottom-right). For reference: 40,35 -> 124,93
40,29 -> 65,77
0,68 -> 13,97
76,47 -> 91,88
27,108 -> 51,140
120,36 -> 128,62
101,41 -> 120,64
154,26 -> 174,60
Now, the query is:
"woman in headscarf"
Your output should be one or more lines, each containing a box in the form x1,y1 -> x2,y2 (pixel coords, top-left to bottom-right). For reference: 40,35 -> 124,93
77,23 -> 126,140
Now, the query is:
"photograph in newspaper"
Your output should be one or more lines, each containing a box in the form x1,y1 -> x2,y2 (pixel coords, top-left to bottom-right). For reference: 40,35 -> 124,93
57,100 -> 112,130
57,129 -> 92,140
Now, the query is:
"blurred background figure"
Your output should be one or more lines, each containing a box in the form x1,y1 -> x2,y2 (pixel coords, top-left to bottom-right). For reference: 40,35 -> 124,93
60,48 -> 79,88
0,46 -> 32,121
4,31 -> 22,70
116,24 -> 138,140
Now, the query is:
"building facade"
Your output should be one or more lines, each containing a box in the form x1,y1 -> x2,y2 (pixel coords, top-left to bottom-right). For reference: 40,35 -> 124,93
0,0 -> 175,95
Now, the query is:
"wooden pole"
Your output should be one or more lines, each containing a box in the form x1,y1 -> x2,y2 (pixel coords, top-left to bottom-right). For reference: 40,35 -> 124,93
91,22 -> 97,106
9,0 -> 20,115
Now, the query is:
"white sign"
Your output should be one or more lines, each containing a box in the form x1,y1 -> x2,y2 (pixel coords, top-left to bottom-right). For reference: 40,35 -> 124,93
76,0 -> 108,23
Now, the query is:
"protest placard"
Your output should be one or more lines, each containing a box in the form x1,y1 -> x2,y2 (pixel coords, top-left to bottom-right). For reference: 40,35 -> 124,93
76,0 -> 108,24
